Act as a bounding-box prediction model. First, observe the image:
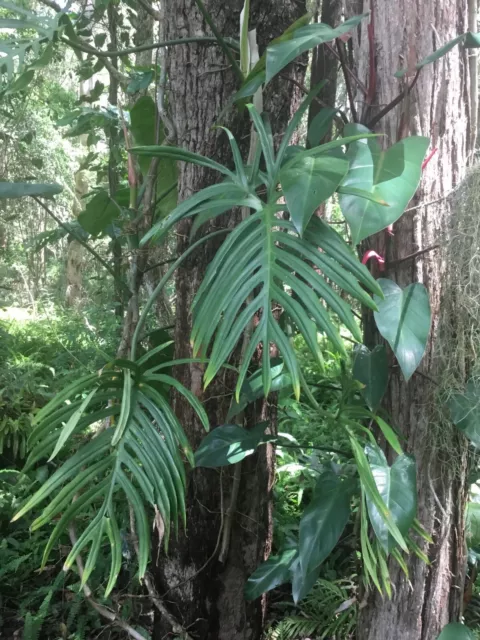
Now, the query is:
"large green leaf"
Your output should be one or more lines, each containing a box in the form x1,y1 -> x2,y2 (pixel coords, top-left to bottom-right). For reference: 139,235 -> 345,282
244,548 -> 297,600
339,124 -> 429,244
227,359 -> 291,420
307,107 -> 337,147
78,190 -> 121,236
194,423 -> 269,468
365,444 -> 417,553
374,279 -> 431,381
0,182 -> 62,199
290,556 -> 321,603
298,471 -> 352,575
266,14 -> 368,82
280,153 -> 349,235
353,345 -> 388,412
448,379 -> 480,447
129,96 -> 177,219
437,624 -> 475,640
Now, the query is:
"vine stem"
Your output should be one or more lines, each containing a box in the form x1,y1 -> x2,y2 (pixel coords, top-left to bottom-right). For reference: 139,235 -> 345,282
61,35 -> 239,59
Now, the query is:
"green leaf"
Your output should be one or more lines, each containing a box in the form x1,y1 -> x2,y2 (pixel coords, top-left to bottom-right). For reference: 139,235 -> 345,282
227,359 -> 291,420
353,345 -> 388,412
244,548 -> 297,600
437,624 -> 475,640
307,107 -> 337,147
4,69 -> 34,94
365,444 -> 417,554
49,388 -> 97,461
299,471 -> 352,575
127,70 -> 154,94
78,190 -> 121,236
290,555 -> 321,603
448,379 -> 480,447
374,417 -> 403,456
0,181 -> 62,199
374,279 -> 431,381
194,423 -> 268,468
339,124 -> 429,244
266,14 -> 368,82
465,32 -> 480,48
280,153 -> 349,234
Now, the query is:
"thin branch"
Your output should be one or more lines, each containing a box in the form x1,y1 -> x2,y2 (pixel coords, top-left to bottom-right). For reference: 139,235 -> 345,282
37,0 -> 62,10
142,258 -> 176,274
103,56 -> 129,86
388,243 -> 440,266
193,0 -> 243,83
61,35 -> 239,59
32,197 -> 129,295
136,0 -> 161,21
336,39 -> 358,122
325,41 -> 368,95
68,526 -> 146,640
279,73 -> 348,125
366,69 -> 421,129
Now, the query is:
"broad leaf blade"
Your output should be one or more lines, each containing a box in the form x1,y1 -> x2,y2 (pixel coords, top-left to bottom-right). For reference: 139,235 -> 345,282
266,14 -> 368,82
374,279 -> 431,381
339,124 -> 429,244
437,624 -> 475,640
353,345 -> 388,412
280,153 -> 349,234
365,443 -> 417,554
299,471 -> 352,575
194,423 -> 268,468
448,379 -> 480,447
244,548 -> 297,600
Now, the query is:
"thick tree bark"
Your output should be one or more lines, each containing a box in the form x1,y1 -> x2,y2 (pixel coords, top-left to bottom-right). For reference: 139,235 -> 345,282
353,2 -> 473,639
152,3 -> 305,639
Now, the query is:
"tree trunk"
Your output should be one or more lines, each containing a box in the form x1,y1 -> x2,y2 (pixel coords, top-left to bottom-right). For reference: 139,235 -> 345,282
353,2 -> 473,638
152,3 -> 305,639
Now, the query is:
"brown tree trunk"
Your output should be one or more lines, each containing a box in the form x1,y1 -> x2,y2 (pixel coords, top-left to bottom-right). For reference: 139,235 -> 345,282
353,2 -> 473,639
152,3 -> 305,639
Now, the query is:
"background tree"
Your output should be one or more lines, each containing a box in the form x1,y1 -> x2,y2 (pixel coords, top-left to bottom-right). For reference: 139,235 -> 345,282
349,1 -> 474,638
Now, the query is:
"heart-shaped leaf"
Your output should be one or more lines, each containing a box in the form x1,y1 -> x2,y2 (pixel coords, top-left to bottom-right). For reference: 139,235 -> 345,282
448,379 -> 480,447
244,548 -> 297,600
299,471 -> 352,575
194,423 -> 269,468
280,153 -> 349,235
374,279 -> 431,381
437,623 -> 475,640
365,444 -> 417,554
353,345 -> 388,412
339,124 -> 429,244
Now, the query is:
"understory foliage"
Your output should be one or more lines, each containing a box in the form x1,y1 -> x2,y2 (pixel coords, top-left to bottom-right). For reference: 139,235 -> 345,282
2,1 -> 480,639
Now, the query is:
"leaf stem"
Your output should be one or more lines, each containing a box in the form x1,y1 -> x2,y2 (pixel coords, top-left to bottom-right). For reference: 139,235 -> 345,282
61,35 -> 240,59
